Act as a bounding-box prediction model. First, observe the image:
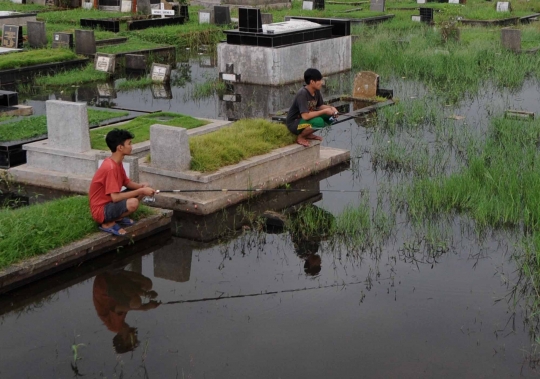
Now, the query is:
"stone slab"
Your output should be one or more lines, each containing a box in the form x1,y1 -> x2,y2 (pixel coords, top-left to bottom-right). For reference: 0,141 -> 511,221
125,54 -> 147,70
0,209 -> 173,294
150,125 -> 191,171
0,13 -> 36,30
501,28 -> 520,52
217,36 -> 351,86
352,71 -> 379,99
138,0 -> 152,14
75,29 -> 97,55
46,100 -> 91,153
370,0 -> 385,12
95,53 -> 116,73
27,21 -> 47,48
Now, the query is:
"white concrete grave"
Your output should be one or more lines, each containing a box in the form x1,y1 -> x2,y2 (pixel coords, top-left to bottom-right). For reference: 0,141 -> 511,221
151,3 -> 175,18
95,53 -> 115,73
302,1 -> 314,10
496,2 -> 511,12
150,63 -> 171,82
262,20 -> 324,34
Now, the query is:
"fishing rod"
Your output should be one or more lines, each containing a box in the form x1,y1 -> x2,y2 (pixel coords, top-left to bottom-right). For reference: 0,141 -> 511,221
154,188 -> 364,194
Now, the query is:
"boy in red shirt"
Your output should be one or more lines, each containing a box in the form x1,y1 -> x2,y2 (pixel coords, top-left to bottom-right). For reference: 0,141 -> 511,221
89,129 -> 156,236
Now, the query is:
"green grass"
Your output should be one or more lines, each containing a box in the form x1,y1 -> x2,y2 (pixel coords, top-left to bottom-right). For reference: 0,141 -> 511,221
34,63 -> 109,87
37,8 -> 127,24
115,77 -> 154,91
97,38 -> 167,54
0,196 -> 154,268
0,0 -> 47,11
189,119 -> 297,172
0,109 -> 128,142
0,49 -> 79,70
90,112 -> 207,150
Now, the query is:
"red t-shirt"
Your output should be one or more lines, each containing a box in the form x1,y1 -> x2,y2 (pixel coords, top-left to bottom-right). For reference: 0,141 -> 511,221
89,157 -> 130,223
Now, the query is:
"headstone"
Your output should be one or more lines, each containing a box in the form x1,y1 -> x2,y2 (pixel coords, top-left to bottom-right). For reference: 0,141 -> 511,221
153,239 -> 192,282
417,0 -> 426,3
198,9 -> 214,24
419,7 -> 434,23
261,13 -> 273,25
179,5 -> 189,21
353,71 -> 379,99
46,100 -> 91,153
0,90 -> 18,107
214,6 -> 231,25
27,21 -> 47,49
150,63 -> 171,82
448,0 -> 459,3
239,7 -> 262,33
501,28 -> 520,52
52,32 -> 73,49
75,29 -> 96,55
151,3 -> 175,18
411,15 -> 422,22
370,0 -> 385,12
1,25 -> 23,49
94,53 -> 116,73
150,125 -> 191,171
302,1 -> 313,10
125,54 -> 147,70
138,0 -> 152,15
97,83 -> 116,98
496,1 -> 511,12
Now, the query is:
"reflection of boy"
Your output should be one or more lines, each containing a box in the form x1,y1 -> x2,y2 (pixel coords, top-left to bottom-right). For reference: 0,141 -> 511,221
286,68 -> 339,147
92,270 -> 160,354
89,129 -> 156,236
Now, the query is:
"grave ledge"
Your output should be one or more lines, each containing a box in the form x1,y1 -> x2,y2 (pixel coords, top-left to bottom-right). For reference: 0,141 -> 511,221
0,209 -> 173,295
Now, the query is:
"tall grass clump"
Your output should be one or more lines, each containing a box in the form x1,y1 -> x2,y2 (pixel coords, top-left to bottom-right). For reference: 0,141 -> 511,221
189,119 -> 296,172
37,8 -> 126,24
0,196 -> 153,266
121,24 -> 224,49
35,64 -> 109,87
187,78 -> 226,100
0,49 -> 78,70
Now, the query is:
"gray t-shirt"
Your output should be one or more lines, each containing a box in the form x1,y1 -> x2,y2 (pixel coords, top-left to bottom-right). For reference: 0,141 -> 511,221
286,86 -> 324,134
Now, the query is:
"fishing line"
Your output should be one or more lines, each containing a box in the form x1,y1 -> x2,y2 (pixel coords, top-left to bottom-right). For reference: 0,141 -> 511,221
154,188 -> 365,194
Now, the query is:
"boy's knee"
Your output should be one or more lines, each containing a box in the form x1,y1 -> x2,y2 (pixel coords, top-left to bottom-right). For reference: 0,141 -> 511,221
127,198 -> 139,212
311,117 -> 326,128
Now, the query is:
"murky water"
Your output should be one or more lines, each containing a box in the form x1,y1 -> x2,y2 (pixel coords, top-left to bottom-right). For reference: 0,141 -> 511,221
2,57 -> 540,377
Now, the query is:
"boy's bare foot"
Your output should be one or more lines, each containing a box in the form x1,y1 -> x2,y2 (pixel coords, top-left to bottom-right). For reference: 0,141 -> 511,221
296,138 -> 310,147
306,135 -> 323,141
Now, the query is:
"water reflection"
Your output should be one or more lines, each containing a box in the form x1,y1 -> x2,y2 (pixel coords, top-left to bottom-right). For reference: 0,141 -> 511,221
153,238 -> 192,282
93,270 -> 160,354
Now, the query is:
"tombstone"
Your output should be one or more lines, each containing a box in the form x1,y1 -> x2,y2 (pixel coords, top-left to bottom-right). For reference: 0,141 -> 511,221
261,13 -> 273,25
46,100 -> 91,153
125,54 -> 147,70
150,63 -> 171,82
419,8 -> 434,23
353,71 -> 379,99
302,0 -> 324,10
151,82 -> 173,99
151,3 -> 175,18
501,28 -> 520,52
214,6 -> 231,25
179,4 -> 189,21
239,7 -> 262,33
52,32 -> 73,49
138,0 -> 152,15
198,9 -> 214,24
416,0 -> 426,3
0,90 -> 18,107
153,239 -> 192,282
150,125 -> 191,171
370,0 -> 385,12
75,29 -> 96,55
94,53 -> 116,73
411,15 -> 422,22
496,1 -> 511,12
27,21 -> 47,49
1,25 -> 23,49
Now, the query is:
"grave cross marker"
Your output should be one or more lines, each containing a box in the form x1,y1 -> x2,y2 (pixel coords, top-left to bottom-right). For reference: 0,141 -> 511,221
1,25 -> 23,49
152,3 -> 175,19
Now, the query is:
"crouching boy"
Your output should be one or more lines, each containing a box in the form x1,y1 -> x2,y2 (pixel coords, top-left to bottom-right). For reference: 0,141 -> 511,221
89,129 -> 156,236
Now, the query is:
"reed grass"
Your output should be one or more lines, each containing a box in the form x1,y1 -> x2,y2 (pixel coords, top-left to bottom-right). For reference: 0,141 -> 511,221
0,196 -> 154,268
0,109 -> 128,142
0,0 -> 47,11
0,49 -> 78,70
37,8 -> 126,24
187,78 -> 226,100
96,39 -> 166,54
34,63 -> 109,87
116,77 -> 154,91
189,119 -> 297,172
90,112 -> 207,150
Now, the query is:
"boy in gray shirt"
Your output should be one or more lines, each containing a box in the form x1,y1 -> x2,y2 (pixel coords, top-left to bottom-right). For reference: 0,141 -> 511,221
286,68 -> 338,147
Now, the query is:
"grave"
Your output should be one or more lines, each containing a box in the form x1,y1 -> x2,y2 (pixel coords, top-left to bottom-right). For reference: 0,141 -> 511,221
75,30 -> 97,56
150,63 -> 171,82
137,124 -> 350,215
501,28 -> 520,52
496,1 -> 511,12
126,54 -> 147,71
180,5 -> 189,21
138,0 -> 152,14
352,71 -> 379,99
370,0 -> 385,12
261,13 -> 273,25
302,0 -> 324,10
80,18 -> 120,33
1,25 -> 23,49
199,9 -> 215,24
151,2 -> 175,18
52,32 -> 74,49
0,11 -> 37,29
220,0 -> 290,9
95,53 -> 116,73
27,21 -> 47,49
214,5 -> 231,25
412,7 -> 434,23
127,15 -> 184,30
218,10 -> 351,85
8,101 -> 232,193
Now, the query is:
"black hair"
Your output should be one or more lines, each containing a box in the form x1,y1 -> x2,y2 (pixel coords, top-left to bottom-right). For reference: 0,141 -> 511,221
304,68 -> 323,85
105,129 -> 135,152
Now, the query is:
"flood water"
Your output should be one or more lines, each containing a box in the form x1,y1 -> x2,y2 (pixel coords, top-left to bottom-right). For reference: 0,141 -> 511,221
2,56 -> 540,378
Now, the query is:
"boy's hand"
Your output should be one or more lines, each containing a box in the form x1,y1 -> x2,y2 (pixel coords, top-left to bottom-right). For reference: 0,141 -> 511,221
139,187 -> 156,196
324,108 -> 336,116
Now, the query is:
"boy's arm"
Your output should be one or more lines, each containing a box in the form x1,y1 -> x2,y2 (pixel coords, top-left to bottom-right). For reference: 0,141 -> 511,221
110,186 -> 155,202
301,107 -> 336,120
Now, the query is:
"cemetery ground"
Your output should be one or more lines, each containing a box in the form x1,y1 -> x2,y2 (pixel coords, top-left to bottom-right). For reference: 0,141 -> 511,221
1,0 -> 540,377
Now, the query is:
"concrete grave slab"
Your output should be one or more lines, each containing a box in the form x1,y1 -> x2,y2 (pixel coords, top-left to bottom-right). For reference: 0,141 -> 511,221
261,13 -> 273,24
95,53 -> 116,73
501,28 -> 520,52
353,71 -> 379,99
199,9 -> 215,24
126,54 -> 147,70
46,100 -> 91,153
150,125 -> 191,171
370,0 -> 385,12
214,5 -> 231,25
52,32 -> 73,49
150,63 -> 171,82
138,0 -> 152,14
27,21 -> 47,48
75,29 -> 97,55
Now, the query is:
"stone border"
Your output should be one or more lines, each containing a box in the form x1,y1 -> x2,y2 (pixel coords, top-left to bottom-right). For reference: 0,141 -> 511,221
0,209 -> 173,294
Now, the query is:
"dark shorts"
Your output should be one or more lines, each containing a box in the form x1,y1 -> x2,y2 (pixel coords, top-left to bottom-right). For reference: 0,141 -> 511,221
287,115 -> 332,136
103,199 -> 128,223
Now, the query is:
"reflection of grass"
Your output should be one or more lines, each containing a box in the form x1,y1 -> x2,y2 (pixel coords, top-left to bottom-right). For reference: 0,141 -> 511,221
188,78 -> 226,100
0,196 -> 154,268
90,112 -> 207,150
0,49 -> 78,70
35,64 -> 109,87
116,77 -> 154,91
190,119 -> 296,172
0,109 -> 128,142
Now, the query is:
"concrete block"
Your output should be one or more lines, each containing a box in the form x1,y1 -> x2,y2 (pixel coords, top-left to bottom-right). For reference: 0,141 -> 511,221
370,0 -> 385,12
150,124 -> 191,172
27,21 -> 47,48
75,29 -> 96,55
138,0 -> 152,14
353,71 -> 379,99
125,54 -> 147,70
261,13 -> 273,24
46,100 -> 91,153
501,28 -> 520,52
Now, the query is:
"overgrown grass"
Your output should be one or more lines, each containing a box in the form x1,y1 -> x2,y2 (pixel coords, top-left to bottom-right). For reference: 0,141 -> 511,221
0,0 -> 47,11
96,38 -> 166,54
0,109 -> 128,142
34,63 -> 109,87
0,49 -> 78,70
90,112 -> 207,150
37,8 -> 126,24
189,119 -> 297,172
187,78 -> 226,100
0,196 -> 154,268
